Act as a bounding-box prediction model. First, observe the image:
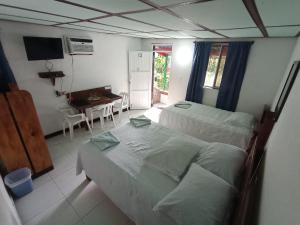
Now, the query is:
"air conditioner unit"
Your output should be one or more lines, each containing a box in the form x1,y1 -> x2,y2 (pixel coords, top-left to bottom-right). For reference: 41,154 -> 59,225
66,37 -> 93,55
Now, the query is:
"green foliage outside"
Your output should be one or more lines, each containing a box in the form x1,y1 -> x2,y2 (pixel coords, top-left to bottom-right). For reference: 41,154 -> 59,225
154,53 -> 171,92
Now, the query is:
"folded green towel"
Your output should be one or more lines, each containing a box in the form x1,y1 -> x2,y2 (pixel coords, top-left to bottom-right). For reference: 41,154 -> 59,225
174,103 -> 192,109
90,131 -> 120,151
130,115 -> 151,127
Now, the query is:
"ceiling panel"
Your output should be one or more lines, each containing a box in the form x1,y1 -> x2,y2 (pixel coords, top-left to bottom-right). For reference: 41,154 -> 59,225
151,0 -> 198,6
0,6 -> 75,23
184,30 -> 223,38
122,33 -> 170,38
153,31 -> 194,38
57,24 -> 117,33
257,0 -> 300,26
0,14 -> 54,25
126,10 -> 200,30
76,22 -> 132,33
267,26 -> 300,37
0,0 -> 105,19
217,28 -> 263,38
172,0 -> 256,29
66,0 -> 151,13
93,17 -> 164,32
120,33 -> 145,38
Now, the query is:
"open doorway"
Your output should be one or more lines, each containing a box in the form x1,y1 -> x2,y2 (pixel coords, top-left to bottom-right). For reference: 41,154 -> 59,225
152,45 -> 172,107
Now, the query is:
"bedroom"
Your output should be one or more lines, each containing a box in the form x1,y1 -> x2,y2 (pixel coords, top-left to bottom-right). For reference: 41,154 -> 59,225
0,0 -> 299,225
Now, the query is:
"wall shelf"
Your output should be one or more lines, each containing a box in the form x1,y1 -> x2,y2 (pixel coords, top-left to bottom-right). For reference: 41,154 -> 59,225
38,71 -> 65,86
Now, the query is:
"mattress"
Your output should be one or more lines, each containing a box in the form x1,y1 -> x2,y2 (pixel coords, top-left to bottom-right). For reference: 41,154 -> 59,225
158,101 -> 255,149
0,176 -> 22,225
77,122 -> 213,225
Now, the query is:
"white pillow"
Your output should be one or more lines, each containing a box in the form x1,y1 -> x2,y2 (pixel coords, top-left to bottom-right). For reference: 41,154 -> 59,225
224,112 -> 255,129
196,143 -> 246,187
153,164 -> 237,225
143,138 -> 203,182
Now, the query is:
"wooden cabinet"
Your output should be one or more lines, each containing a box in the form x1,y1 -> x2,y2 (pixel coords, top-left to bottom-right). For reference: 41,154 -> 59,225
0,90 -> 53,177
0,94 -> 31,171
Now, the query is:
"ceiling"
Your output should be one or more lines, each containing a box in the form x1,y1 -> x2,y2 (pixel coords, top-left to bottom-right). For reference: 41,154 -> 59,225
0,0 -> 299,39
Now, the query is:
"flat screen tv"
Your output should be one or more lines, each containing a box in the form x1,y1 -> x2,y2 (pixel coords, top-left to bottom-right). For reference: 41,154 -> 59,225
274,61 -> 300,121
23,36 -> 64,61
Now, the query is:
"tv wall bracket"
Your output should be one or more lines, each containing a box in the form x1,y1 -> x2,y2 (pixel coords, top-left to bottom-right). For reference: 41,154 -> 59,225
38,71 -> 65,86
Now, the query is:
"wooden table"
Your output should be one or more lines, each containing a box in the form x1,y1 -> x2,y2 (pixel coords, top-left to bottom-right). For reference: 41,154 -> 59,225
67,86 -> 122,113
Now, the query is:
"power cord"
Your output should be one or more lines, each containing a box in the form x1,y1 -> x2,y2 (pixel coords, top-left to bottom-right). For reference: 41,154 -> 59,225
68,55 -> 75,103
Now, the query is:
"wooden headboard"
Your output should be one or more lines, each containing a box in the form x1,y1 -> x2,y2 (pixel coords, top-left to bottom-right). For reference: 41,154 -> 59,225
233,109 -> 275,225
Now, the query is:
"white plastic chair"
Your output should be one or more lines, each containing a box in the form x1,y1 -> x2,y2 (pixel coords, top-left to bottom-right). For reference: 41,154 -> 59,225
57,104 -> 92,140
90,102 -> 116,129
113,92 -> 129,119
90,104 -> 105,128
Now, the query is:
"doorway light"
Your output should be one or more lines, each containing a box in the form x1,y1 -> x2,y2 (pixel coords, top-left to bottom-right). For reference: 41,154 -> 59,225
176,46 -> 193,66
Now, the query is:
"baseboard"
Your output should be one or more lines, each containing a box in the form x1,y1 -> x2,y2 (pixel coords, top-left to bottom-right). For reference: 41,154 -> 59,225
45,108 -> 130,139
32,166 -> 54,179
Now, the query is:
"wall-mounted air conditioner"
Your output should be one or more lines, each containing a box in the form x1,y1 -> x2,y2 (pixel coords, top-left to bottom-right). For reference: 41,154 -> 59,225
65,36 -> 94,55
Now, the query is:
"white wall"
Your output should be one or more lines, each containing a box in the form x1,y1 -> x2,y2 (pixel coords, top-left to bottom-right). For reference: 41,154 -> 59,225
257,37 -> 300,225
142,38 -> 295,118
0,20 -> 142,135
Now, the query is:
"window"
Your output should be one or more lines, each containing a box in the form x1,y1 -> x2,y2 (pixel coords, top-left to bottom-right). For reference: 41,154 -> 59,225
204,43 -> 228,89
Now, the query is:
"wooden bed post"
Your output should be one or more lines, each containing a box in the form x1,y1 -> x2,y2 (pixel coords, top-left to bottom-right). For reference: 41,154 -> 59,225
233,108 -> 275,225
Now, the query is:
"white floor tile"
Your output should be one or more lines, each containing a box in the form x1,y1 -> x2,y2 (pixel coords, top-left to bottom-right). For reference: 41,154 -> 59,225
126,220 -> 136,225
15,180 -> 64,223
24,199 -> 80,225
46,134 -> 68,146
53,167 -> 86,196
48,143 -> 73,160
83,199 -> 129,225
67,180 -> 108,217
49,153 -> 78,178
32,174 -> 52,189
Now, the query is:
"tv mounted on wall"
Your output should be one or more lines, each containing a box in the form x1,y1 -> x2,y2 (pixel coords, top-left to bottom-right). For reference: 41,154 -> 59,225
23,36 -> 64,61
274,61 -> 300,121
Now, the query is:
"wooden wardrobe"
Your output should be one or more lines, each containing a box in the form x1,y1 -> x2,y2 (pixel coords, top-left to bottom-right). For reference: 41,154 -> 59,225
0,89 -> 53,177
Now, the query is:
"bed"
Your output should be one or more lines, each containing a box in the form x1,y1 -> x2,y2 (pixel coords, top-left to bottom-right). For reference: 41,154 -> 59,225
77,122 -> 248,225
158,101 -> 256,149
0,175 -> 22,225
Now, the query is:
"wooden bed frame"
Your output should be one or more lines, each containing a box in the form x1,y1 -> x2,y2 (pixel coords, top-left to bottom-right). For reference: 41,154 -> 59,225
83,107 -> 275,225
233,109 -> 275,225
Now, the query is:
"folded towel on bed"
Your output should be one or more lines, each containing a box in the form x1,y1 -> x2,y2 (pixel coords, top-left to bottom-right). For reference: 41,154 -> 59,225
90,131 -> 120,151
130,115 -> 151,127
174,103 -> 192,109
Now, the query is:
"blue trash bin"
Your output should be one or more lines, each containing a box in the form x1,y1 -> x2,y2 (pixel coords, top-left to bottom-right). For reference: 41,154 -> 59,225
4,168 -> 33,198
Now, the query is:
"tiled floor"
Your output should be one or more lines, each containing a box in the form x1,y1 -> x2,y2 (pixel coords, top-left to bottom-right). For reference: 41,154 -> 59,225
14,110 -> 147,225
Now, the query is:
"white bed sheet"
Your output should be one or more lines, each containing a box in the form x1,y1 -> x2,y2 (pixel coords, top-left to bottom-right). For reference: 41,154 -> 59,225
158,101 -> 255,149
0,176 -> 22,225
77,122 -> 212,225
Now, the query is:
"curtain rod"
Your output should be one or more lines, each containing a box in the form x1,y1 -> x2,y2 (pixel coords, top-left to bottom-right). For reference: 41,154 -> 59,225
193,41 -> 254,45
193,41 -> 229,43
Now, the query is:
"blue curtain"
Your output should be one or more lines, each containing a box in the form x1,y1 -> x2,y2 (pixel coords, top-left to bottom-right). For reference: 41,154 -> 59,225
216,42 -> 253,111
0,41 -> 16,92
185,42 -> 212,103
